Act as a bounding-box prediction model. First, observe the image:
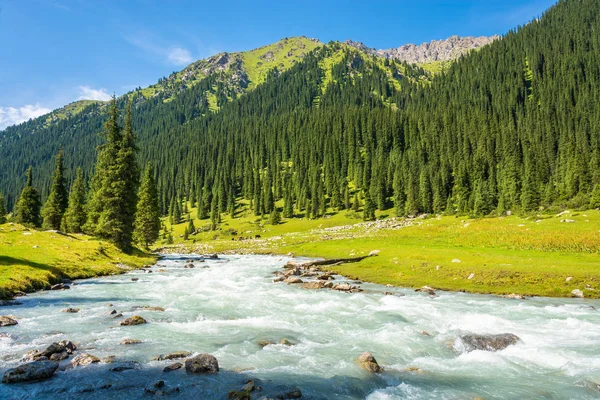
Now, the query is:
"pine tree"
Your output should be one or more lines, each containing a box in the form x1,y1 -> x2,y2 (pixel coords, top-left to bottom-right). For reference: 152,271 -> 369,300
269,208 -> 281,225
210,194 -> 219,230
133,164 -> 161,248
42,149 -> 68,230
63,168 -> 87,233
0,192 -> 7,224
14,167 -> 41,227
590,184 -> 600,209
85,98 -> 139,250
183,225 -> 189,240
187,216 -> 196,235
363,190 -> 376,221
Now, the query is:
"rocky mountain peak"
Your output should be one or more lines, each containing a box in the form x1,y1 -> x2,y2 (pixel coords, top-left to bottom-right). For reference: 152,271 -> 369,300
345,35 -> 500,64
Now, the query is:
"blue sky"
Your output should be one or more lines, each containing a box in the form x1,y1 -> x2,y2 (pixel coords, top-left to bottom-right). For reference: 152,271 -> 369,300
0,0 -> 556,129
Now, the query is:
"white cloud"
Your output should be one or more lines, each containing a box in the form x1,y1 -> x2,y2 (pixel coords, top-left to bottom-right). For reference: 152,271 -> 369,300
125,34 -> 195,66
78,85 -> 112,101
0,104 -> 52,130
167,47 -> 193,66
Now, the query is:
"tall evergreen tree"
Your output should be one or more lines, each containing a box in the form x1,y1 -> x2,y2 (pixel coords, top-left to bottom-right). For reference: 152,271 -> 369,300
133,164 -> 161,248
0,192 -> 7,224
85,97 -> 139,250
14,167 -> 41,227
63,168 -> 87,233
41,149 -> 68,230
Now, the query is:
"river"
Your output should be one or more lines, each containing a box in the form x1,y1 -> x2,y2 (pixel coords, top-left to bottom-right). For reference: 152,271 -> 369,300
0,254 -> 599,399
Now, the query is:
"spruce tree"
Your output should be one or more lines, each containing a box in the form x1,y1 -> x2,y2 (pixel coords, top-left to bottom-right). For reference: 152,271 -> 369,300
133,164 -> 161,248
269,208 -> 281,225
42,149 -> 68,230
363,190 -> 376,221
0,192 -> 7,224
63,168 -> 87,233
590,184 -> 600,209
187,216 -> 196,235
85,98 -> 139,250
210,195 -> 219,230
14,167 -> 41,227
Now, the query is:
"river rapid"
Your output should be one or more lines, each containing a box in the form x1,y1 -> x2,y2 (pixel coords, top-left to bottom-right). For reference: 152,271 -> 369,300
0,254 -> 599,399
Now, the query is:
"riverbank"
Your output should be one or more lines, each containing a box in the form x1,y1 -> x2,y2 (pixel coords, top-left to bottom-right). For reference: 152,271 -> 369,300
0,223 -> 156,299
160,208 -> 600,299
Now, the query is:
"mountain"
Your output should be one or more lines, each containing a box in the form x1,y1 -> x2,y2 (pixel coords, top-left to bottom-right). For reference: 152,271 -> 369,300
1,0 -> 599,220
345,35 -> 499,64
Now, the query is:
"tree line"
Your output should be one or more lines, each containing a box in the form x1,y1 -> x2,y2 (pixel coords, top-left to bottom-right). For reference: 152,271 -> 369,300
0,99 -> 161,250
2,0 -> 600,233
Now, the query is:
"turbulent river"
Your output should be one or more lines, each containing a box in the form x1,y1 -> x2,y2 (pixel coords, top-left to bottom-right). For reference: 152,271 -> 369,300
0,254 -> 599,399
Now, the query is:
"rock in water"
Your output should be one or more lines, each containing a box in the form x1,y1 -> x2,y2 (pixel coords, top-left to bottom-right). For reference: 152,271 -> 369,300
2,361 -> 59,383
120,339 -> 142,345
163,362 -> 183,372
61,308 -> 80,313
185,353 -> 219,373
0,316 -> 18,326
70,353 -> 100,367
153,351 -> 191,361
120,315 -> 147,326
458,333 -> 520,352
356,351 -> 383,373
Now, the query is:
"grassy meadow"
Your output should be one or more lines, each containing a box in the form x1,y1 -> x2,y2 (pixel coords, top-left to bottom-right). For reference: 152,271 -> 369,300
161,203 -> 600,299
0,224 -> 155,299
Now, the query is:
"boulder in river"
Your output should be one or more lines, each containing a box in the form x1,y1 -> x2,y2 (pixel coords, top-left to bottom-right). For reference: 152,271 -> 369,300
163,362 -> 183,372
501,293 -> 526,300
61,308 -> 80,313
132,306 -> 165,312
415,286 -> 436,296
153,351 -> 191,361
458,333 -> 520,352
301,281 -> 325,290
2,361 -> 59,383
356,351 -> 383,373
120,339 -> 141,345
110,361 -> 139,372
120,315 -> 147,326
50,283 -> 70,290
0,316 -> 18,326
185,353 -> 219,373
184,264 -> 195,269
23,340 -> 77,362
284,277 -> 303,284
70,353 -> 100,367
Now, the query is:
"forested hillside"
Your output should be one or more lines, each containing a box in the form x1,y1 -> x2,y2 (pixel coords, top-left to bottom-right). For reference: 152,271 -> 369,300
1,0 -> 599,220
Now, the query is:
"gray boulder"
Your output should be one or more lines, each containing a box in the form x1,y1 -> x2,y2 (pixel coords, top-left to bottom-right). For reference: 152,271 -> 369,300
356,351 -> 383,373
185,353 -> 219,373
2,361 -> 59,383
70,353 -> 100,368
458,333 -> 520,352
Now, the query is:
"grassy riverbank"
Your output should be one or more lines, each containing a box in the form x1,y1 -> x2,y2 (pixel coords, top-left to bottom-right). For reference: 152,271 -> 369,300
0,223 -> 156,299
161,204 -> 600,298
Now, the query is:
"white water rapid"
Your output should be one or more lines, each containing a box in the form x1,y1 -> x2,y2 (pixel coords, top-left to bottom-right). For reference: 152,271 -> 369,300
0,254 -> 599,399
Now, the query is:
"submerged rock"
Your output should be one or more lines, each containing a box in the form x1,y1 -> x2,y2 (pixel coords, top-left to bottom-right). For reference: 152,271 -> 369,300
61,308 -> 80,313
153,351 -> 191,361
120,315 -> 147,326
185,353 -> 219,373
144,380 -> 180,395
0,316 -> 18,326
163,362 -> 183,372
2,361 -> 59,383
415,286 -> 436,296
120,339 -> 141,345
458,333 -> 520,352
70,353 -> 100,367
356,351 -> 383,373
110,361 -> 139,372
50,283 -> 70,290
502,293 -> 526,300
132,306 -> 165,312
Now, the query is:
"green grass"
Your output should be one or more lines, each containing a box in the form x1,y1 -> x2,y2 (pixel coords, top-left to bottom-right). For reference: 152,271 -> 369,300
0,224 -> 155,299
161,204 -> 600,299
